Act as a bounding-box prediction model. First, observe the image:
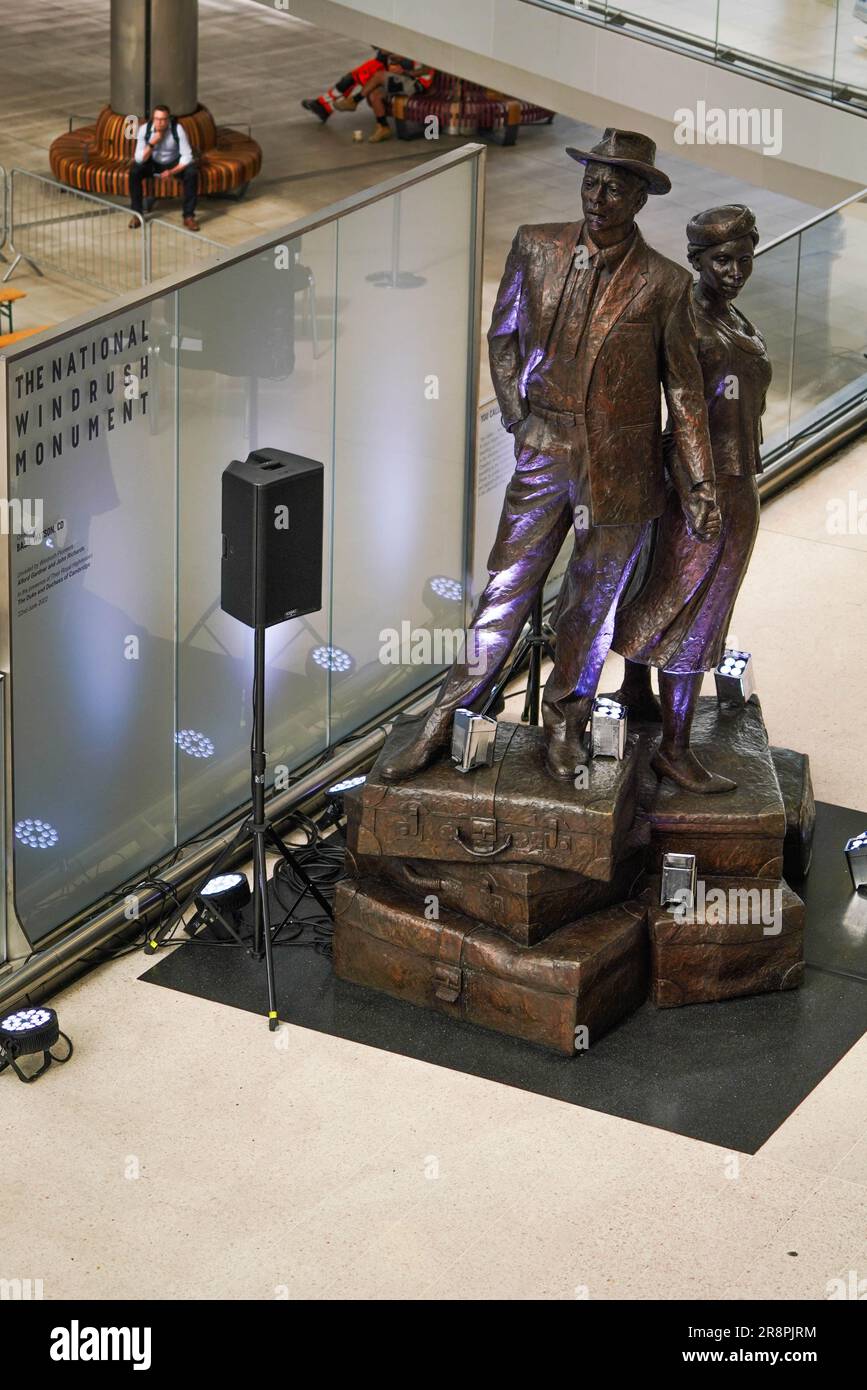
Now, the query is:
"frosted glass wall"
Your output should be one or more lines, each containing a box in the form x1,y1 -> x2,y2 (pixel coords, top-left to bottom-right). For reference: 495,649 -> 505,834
3,148 -> 482,943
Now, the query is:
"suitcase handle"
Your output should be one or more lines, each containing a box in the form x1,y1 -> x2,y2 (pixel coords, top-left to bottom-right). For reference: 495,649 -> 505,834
396,862 -> 443,893
453,827 -> 512,858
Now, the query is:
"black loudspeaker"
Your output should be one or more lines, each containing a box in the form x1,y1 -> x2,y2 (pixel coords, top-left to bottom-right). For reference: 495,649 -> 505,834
221,448 -> 324,628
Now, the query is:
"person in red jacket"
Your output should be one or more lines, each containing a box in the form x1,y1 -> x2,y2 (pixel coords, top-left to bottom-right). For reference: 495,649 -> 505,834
301,50 -> 387,123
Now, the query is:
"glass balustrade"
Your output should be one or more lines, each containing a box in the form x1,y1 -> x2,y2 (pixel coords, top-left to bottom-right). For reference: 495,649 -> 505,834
0,147 -> 483,946
744,187 -> 867,459
527,0 -> 867,109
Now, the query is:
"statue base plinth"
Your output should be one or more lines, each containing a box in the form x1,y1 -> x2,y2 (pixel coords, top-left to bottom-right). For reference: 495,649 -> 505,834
334,698 -> 811,1051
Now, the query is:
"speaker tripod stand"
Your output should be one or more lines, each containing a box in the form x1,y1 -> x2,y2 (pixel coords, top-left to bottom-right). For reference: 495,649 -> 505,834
480,595 -> 556,726
152,625 -> 333,1030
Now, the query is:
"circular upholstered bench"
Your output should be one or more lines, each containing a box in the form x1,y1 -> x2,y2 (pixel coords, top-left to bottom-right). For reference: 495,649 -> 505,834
49,106 -> 261,203
387,75 -> 554,146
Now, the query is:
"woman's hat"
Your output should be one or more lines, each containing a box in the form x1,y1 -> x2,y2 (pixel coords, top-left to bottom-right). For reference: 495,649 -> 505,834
565,129 -> 672,195
686,204 -> 759,248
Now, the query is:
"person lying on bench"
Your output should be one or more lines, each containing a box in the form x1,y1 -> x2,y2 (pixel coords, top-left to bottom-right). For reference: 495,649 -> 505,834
361,55 -> 435,143
301,49 -> 388,123
129,104 -> 199,232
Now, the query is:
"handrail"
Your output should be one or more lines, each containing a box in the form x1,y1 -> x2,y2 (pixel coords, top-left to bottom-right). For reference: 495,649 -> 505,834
757,185 -> 867,255
66,113 -> 100,132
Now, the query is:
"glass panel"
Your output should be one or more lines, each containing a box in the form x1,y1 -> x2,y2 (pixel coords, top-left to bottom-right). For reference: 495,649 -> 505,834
741,234 -> 800,450
329,163 -> 475,741
790,207 -> 867,432
175,225 -> 337,840
834,0 -> 867,98
617,0 -> 719,46
7,299 -> 177,942
525,0 -> 867,103
716,0 -> 835,81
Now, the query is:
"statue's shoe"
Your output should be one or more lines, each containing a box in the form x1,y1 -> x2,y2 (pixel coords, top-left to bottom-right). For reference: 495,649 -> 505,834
608,684 -> 662,722
542,694 -> 592,780
544,729 -> 589,780
651,747 -> 736,795
378,715 -> 450,783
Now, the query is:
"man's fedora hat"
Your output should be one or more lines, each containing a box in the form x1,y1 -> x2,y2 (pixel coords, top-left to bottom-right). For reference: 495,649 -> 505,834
566,128 -> 672,195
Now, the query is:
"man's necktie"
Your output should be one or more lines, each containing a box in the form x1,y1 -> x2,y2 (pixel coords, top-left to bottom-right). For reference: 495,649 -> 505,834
559,251 -> 602,359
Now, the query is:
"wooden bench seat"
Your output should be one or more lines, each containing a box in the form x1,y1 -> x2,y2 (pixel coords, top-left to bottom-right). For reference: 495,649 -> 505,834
0,326 -> 51,350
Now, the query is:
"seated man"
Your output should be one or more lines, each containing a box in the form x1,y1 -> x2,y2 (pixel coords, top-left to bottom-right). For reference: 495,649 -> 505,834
129,104 -> 199,232
361,55 -> 435,143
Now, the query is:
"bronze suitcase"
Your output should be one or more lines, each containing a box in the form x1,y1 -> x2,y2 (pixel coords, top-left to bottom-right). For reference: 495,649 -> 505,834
343,840 -> 647,947
642,700 -> 786,880
333,876 -> 649,1054
346,720 -> 639,881
644,875 -> 805,1008
770,747 -> 815,883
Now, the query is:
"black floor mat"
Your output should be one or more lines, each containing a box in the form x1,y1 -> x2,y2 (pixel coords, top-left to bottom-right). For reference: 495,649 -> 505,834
141,801 -> 867,1153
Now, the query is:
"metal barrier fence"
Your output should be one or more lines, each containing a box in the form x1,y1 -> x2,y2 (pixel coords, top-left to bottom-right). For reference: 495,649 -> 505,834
145,216 -> 226,284
0,165 -> 7,260
3,169 -> 147,292
1,168 -> 224,293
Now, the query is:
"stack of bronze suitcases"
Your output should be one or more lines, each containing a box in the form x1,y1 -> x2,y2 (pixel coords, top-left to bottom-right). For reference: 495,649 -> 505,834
333,701 -> 814,1055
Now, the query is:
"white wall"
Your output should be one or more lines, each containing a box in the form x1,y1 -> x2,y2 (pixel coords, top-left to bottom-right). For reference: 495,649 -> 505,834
262,0 -> 867,204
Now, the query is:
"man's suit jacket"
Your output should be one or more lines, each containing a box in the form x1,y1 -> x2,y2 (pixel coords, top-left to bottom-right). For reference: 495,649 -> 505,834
487,221 -> 714,525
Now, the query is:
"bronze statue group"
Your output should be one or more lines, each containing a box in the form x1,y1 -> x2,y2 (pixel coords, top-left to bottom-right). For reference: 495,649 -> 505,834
380,129 -> 772,797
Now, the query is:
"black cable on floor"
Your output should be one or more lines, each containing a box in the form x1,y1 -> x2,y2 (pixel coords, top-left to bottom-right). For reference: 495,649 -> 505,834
272,831 -> 347,957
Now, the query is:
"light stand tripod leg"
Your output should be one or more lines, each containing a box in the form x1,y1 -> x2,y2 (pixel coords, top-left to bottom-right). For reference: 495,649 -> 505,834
266,825 -> 334,919
523,596 -> 544,724
482,595 -> 556,727
146,827 -> 246,952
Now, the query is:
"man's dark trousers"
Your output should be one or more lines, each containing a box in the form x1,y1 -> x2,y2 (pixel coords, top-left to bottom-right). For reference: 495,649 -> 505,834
129,158 -> 198,218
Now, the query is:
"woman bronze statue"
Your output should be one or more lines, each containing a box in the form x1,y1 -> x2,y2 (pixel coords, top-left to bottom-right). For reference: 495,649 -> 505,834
612,204 -> 771,794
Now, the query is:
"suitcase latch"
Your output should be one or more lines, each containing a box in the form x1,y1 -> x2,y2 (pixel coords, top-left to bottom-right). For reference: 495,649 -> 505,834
434,963 -> 462,1003
472,816 -> 497,850
394,802 -> 420,839
544,816 -> 565,851
480,874 -> 505,915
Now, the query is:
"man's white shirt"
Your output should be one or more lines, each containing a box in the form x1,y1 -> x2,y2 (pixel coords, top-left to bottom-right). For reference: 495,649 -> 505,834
133,121 -> 193,168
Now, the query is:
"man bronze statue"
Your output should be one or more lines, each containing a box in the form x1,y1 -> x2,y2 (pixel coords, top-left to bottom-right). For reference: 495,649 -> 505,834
380,128 -> 720,784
